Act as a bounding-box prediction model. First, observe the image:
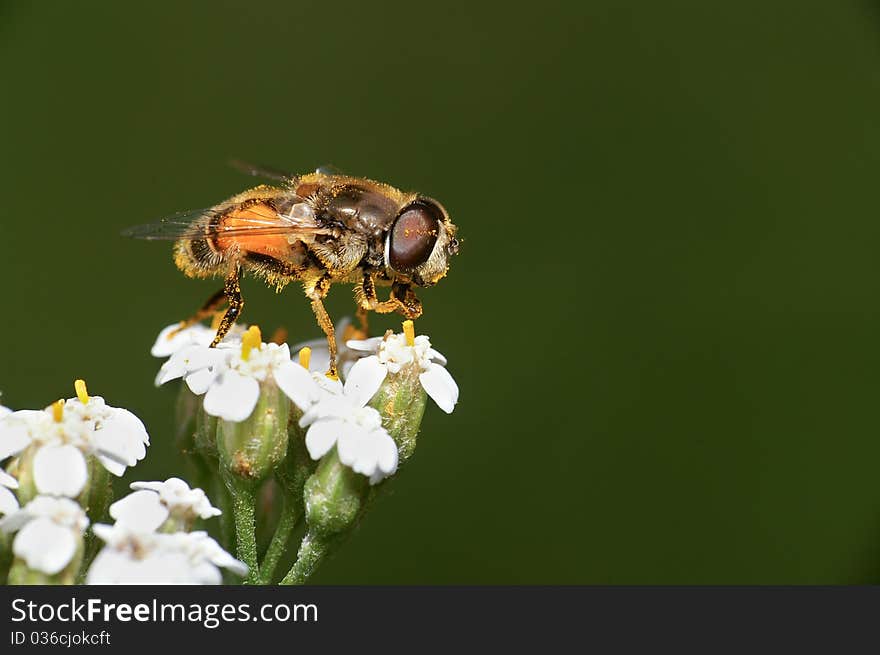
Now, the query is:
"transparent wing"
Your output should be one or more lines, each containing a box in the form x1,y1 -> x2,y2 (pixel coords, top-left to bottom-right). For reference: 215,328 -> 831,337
228,159 -> 295,182
122,207 -> 329,241
315,163 -> 347,176
121,209 -> 212,240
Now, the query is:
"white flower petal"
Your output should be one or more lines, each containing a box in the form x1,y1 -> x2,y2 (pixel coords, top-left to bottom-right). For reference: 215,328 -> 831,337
0,418 -> 34,460
151,323 -> 216,358
376,432 -> 399,474
91,428 -> 141,467
419,362 -> 459,414
97,454 -> 127,477
110,490 -> 170,532
183,367 -> 218,395
336,425 -> 372,469
13,518 -> 77,575
336,426 -> 398,485
155,359 -> 187,386
203,371 -> 260,422
33,445 -> 88,497
274,360 -> 322,410
104,408 -> 151,445
87,549 -> 199,585
427,348 -> 447,366
0,469 -> 19,489
86,528 -> 244,585
344,357 -> 387,407
345,337 -> 383,353
0,405 -> 11,418
304,419 -> 345,460
0,486 -> 19,515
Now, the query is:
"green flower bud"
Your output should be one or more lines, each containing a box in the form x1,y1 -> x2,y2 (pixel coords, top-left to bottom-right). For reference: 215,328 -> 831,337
281,448 -> 368,584
368,362 -> 428,463
303,447 -> 366,535
216,379 -> 290,482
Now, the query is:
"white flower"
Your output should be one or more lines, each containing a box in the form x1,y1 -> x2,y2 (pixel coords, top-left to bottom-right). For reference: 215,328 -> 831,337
346,329 -> 459,413
0,496 -> 88,575
0,468 -> 19,516
151,322 -> 248,360
110,477 -> 221,532
0,392 -> 150,496
87,524 -> 247,585
292,374 -> 398,485
276,355 -> 399,483
0,405 -> 11,418
156,326 -> 326,423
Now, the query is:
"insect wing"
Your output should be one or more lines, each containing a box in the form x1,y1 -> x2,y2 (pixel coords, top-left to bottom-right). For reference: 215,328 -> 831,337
122,201 -> 327,242
121,209 -> 213,240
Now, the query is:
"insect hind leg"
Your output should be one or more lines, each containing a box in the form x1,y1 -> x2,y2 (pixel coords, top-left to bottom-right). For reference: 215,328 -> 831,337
169,287 -> 228,338
210,268 -> 244,348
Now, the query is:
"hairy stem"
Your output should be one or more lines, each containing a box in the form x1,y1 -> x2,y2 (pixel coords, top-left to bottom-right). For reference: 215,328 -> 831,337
279,531 -> 332,585
259,496 -> 299,584
223,472 -> 260,584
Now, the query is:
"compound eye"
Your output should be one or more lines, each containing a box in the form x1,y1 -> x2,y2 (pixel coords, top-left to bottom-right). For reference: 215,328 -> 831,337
389,201 -> 441,271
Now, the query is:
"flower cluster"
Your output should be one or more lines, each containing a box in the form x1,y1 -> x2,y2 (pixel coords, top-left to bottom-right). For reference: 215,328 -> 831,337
87,478 -> 243,584
0,311 -> 460,586
110,477 -> 221,532
0,384 -> 149,499
155,319 -> 458,486
347,327 -> 459,413
0,382 -> 152,583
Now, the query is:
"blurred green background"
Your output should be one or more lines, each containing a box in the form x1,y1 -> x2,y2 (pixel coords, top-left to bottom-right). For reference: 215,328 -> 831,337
2,0 -> 880,583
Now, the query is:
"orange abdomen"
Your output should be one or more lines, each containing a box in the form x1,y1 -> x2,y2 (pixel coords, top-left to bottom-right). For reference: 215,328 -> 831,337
215,202 -> 292,259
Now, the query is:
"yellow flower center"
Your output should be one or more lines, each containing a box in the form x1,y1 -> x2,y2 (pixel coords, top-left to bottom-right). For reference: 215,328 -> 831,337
403,319 -> 415,347
298,346 -> 311,369
51,399 -> 65,422
74,379 -> 90,405
241,326 -> 263,361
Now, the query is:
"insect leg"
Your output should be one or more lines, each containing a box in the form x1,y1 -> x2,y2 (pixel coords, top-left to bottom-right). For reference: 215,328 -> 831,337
308,275 -> 339,377
355,273 -> 400,315
210,268 -> 244,348
171,288 -> 228,336
391,282 -> 423,320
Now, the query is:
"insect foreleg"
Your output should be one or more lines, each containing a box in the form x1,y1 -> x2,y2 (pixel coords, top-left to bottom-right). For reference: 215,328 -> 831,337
210,268 -> 244,348
391,282 -> 423,320
355,275 -> 423,320
355,273 -> 400,314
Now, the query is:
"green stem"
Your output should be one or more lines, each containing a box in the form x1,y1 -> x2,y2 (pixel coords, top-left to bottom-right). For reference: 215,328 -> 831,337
279,531 -> 332,585
258,496 -> 299,584
223,472 -> 260,584
215,475 -> 234,550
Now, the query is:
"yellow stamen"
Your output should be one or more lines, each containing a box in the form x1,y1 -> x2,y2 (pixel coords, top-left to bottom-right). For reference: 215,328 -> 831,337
240,325 -> 262,361
210,313 -> 223,332
402,319 -> 415,347
51,399 -> 64,422
74,379 -> 90,405
298,347 -> 311,369
325,369 -> 339,381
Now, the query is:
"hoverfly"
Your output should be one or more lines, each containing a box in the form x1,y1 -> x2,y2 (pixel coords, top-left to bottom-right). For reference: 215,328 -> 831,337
123,164 -> 460,376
